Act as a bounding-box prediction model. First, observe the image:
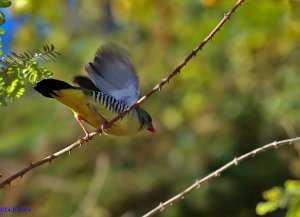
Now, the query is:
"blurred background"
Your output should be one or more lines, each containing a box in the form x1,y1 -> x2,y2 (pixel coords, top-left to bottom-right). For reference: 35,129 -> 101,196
1,0 -> 300,216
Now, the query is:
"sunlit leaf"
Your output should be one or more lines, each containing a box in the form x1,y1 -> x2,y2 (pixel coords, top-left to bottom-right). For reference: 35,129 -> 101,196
0,0 -> 11,8
257,181 -> 300,216
0,44 -> 59,105
0,10 -> 5,25
256,201 -> 279,216
262,187 -> 283,201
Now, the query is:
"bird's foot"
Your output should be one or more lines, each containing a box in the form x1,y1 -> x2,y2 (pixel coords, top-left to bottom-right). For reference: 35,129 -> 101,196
80,133 -> 92,143
97,122 -> 110,135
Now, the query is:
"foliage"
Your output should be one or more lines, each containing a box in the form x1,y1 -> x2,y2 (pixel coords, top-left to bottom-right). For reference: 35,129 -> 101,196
0,0 -> 11,55
256,180 -> 300,217
0,44 -> 60,105
0,0 -> 59,105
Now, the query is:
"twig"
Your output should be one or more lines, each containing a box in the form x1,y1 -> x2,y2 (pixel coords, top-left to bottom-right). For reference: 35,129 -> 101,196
0,0 -> 244,188
142,137 -> 300,217
0,140 -> 82,188
0,135 -> 97,188
106,0 -> 245,127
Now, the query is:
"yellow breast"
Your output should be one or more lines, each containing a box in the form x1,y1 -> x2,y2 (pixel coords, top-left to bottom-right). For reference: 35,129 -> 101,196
51,89 -> 142,136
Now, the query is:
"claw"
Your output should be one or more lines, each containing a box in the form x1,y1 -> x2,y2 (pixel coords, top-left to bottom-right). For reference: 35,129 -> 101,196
80,133 -> 92,143
100,124 -> 108,135
83,133 -> 92,141
96,123 -> 109,135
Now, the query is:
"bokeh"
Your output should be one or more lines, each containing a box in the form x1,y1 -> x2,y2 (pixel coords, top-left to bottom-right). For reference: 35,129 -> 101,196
1,0 -> 300,216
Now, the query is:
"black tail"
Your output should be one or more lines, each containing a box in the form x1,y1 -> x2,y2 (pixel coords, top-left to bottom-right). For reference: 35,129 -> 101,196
34,79 -> 76,98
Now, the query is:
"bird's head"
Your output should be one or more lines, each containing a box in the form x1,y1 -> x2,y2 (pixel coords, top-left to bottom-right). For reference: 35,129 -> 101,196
136,107 -> 156,134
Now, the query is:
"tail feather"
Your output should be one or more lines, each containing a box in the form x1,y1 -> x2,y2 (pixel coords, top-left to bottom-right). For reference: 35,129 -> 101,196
34,79 -> 76,98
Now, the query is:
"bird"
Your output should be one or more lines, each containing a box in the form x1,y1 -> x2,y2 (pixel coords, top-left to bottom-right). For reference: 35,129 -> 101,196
34,44 -> 155,139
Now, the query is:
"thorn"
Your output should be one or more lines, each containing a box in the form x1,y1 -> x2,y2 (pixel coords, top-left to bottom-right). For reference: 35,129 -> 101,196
233,157 -> 239,166
161,78 -> 170,83
68,150 -> 71,155
49,157 -> 53,165
100,125 -> 108,135
29,161 -> 33,166
79,141 -> 82,148
195,179 -> 201,188
159,202 -> 164,211
78,138 -> 83,146
214,173 -> 220,177
181,196 -> 185,199
155,84 -> 162,91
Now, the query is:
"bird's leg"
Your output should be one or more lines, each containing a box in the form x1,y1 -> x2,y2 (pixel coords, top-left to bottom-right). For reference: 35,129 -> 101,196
75,114 -> 91,141
88,105 -> 111,135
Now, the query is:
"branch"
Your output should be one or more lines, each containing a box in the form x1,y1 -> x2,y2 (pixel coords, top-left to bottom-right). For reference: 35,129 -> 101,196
142,137 -> 300,217
0,138 -> 90,188
106,0 -> 245,127
0,0 -> 244,188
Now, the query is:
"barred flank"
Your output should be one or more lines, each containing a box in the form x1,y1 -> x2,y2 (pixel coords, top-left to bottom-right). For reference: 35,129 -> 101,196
91,90 -> 128,114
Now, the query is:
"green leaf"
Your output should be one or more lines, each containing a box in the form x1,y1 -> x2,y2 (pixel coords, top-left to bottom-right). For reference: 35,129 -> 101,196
0,44 -> 58,105
0,77 -> 4,88
257,181 -> 300,216
256,201 -> 280,216
262,187 -> 283,201
0,11 -> 5,25
0,27 -> 5,34
0,0 -> 11,8
285,180 -> 300,193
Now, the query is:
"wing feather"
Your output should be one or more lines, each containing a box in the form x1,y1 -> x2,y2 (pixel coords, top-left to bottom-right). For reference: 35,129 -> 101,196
85,44 -> 140,106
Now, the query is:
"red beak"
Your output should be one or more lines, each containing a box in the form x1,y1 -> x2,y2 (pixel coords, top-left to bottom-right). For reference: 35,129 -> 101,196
147,123 -> 156,134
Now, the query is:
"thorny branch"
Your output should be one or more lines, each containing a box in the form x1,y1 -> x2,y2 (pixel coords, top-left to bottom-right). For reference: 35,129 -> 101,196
142,137 -> 300,217
0,0 -> 244,188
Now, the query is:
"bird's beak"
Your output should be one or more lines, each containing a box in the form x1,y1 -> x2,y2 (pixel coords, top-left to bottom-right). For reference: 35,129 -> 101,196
147,123 -> 156,134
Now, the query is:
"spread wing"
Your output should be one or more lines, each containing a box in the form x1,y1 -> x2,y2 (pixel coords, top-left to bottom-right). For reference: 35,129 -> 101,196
85,44 -> 140,106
